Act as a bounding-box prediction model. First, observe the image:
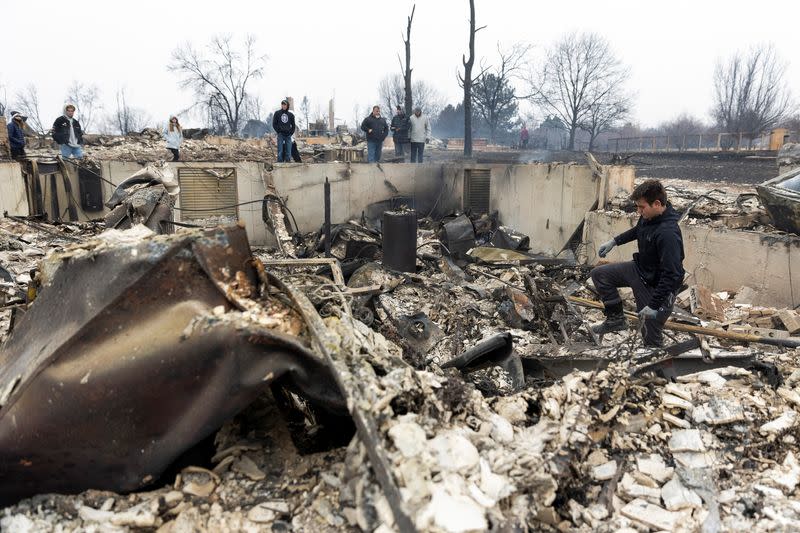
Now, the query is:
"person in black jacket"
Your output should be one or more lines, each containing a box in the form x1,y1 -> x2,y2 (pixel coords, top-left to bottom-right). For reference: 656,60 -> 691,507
52,104 -> 84,158
390,105 -> 409,160
590,179 -> 685,346
7,112 -> 27,159
272,99 -> 296,163
361,106 -> 388,163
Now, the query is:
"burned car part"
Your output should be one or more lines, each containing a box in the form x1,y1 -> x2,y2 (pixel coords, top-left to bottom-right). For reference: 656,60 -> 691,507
0,225 -> 345,505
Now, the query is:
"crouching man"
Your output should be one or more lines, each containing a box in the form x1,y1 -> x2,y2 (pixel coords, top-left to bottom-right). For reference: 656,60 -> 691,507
590,179 -> 685,347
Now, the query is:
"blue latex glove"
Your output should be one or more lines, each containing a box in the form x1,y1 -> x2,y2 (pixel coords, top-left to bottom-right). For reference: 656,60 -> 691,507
598,239 -> 616,258
639,306 -> 658,320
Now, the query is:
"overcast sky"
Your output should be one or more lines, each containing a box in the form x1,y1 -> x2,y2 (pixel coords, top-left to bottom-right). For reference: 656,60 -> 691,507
2,0 -> 798,131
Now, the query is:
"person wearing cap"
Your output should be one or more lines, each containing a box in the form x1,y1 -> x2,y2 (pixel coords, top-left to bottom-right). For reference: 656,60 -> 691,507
52,104 -> 84,158
408,107 -> 431,163
163,116 -> 183,161
390,105 -> 409,160
360,106 -> 389,163
7,112 -> 27,159
272,99 -> 296,163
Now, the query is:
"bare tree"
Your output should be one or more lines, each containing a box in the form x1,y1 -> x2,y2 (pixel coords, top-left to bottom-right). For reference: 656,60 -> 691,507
472,44 -> 529,143
299,96 -> 310,131
712,44 -> 794,138
529,32 -> 630,150
579,95 -> 629,151
65,81 -> 101,133
109,89 -> 151,135
14,85 -> 46,135
169,34 -> 265,136
0,82 -> 7,117
457,0 -> 486,156
399,5 -> 416,116
378,75 -> 444,120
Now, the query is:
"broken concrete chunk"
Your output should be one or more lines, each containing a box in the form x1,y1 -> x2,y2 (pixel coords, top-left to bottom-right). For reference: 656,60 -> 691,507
669,429 -> 706,452
636,454 -> 674,484
661,477 -> 703,511
421,485 -> 487,533
662,393 -> 693,411
232,455 -> 266,481
428,432 -> 480,473
662,412 -> 692,429
78,504 -> 156,528
388,421 -> 428,458
247,504 -> 277,523
760,410 -> 798,435
766,451 -> 800,493
778,309 -> 800,334
619,473 -> 662,504
777,387 -> 800,408
692,398 -> 745,425
591,460 -> 618,482
672,451 -> 716,469
664,383 -> 693,402
620,498 -> 681,531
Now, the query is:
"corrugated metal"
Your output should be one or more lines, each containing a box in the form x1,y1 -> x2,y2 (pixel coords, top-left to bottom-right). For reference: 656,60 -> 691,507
464,168 -> 491,215
178,168 -> 238,220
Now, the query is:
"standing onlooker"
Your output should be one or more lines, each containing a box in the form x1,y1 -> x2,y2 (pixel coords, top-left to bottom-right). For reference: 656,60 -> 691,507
272,99 -> 296,163
520,124 -> 529,149
390,105 -> 409,160
52,104 -> 84,159
408,107 -> 431,163
361,106 -> 389,163
163,116 -> 182,161
7,112 -> 27,159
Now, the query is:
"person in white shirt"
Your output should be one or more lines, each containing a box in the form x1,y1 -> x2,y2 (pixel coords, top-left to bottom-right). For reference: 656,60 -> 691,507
408,107 -> 431,163
163,116 -> 182,161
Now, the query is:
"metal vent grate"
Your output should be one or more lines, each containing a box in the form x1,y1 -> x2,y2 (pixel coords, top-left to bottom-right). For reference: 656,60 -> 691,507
178,168 -> 238,221
464,168 -> 491,215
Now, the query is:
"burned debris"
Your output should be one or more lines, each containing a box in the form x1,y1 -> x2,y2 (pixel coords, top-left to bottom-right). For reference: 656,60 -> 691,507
3,157 -> 800,533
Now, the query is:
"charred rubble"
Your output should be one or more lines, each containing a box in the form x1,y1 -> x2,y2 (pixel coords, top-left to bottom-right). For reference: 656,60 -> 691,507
3,177 -> 800,533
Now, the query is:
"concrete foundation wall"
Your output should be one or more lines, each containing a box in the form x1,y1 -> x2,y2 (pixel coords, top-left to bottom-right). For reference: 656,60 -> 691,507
0,162 -> 28,215
266,162 -> 460,234
486,163 -> 634,255
582,210 -> 800,308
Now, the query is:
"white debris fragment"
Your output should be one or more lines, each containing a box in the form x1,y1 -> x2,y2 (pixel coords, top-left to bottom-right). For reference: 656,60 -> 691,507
636,454 -> 674,484
766,451 -> 800,493
420,485 -> 487,533
664,383 -> 693,401
662,412 -> 692,429
620,498 -> 681,531
668,429 -> 706,452
78,504 -> 156,528
692,398 -> 745,425
661,476 -> 703,510
429,432 -> 479,473
760,410 -> 798,435
662,393 -> 693,410
592,460 -> 618,481
619,473 -> 662,504
247,504 -> 276,523
388,421 -> 428,458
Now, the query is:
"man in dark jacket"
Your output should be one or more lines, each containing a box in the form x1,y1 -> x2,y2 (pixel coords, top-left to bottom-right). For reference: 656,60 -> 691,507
590,179 -> 685,347
272,99 -> 296,163
7,112 -> 27,159
52,104 -> 84,158
390,105 -> 409,160
361,106 -> 388,163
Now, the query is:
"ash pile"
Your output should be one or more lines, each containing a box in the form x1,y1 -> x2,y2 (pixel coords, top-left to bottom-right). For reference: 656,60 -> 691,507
2,206 -> 800,532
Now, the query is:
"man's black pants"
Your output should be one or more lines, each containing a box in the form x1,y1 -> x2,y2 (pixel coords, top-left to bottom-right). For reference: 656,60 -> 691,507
410,142 -> 424,163
590,261 -> 673,347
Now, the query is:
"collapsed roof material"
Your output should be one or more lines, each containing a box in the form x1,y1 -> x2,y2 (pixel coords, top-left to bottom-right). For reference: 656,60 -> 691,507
0,225 -> 345,504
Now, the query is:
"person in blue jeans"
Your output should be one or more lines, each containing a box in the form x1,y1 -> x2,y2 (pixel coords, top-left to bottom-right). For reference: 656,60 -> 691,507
272,100 -> 296,162
361,106 -> 388,163
52,104 -> 84,158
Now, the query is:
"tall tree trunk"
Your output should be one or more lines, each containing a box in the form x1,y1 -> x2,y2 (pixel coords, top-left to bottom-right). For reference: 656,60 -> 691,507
403,5 -> 415,116
463,0 -> 477,157
568,126 -> 577,150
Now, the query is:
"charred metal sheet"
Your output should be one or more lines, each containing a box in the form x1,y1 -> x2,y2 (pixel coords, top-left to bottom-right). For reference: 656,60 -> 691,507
440,214 -> 475,260
0,226 -> 345,505
631,352 -> 756,380
443,333 -> 525,390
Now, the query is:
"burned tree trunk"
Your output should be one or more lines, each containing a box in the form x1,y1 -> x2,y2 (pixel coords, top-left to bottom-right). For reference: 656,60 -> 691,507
403,5 -> 415,117
461,0 -> 484,157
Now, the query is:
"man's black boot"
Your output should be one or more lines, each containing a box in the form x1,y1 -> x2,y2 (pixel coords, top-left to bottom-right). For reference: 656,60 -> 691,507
592,302 -> 628,335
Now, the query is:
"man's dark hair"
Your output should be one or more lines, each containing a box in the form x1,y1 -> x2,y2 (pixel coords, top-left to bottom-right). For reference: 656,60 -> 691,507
631,179 -> 667,206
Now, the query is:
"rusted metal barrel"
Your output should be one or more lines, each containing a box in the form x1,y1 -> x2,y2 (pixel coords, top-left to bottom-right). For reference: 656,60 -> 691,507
382,209 -> 417,272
